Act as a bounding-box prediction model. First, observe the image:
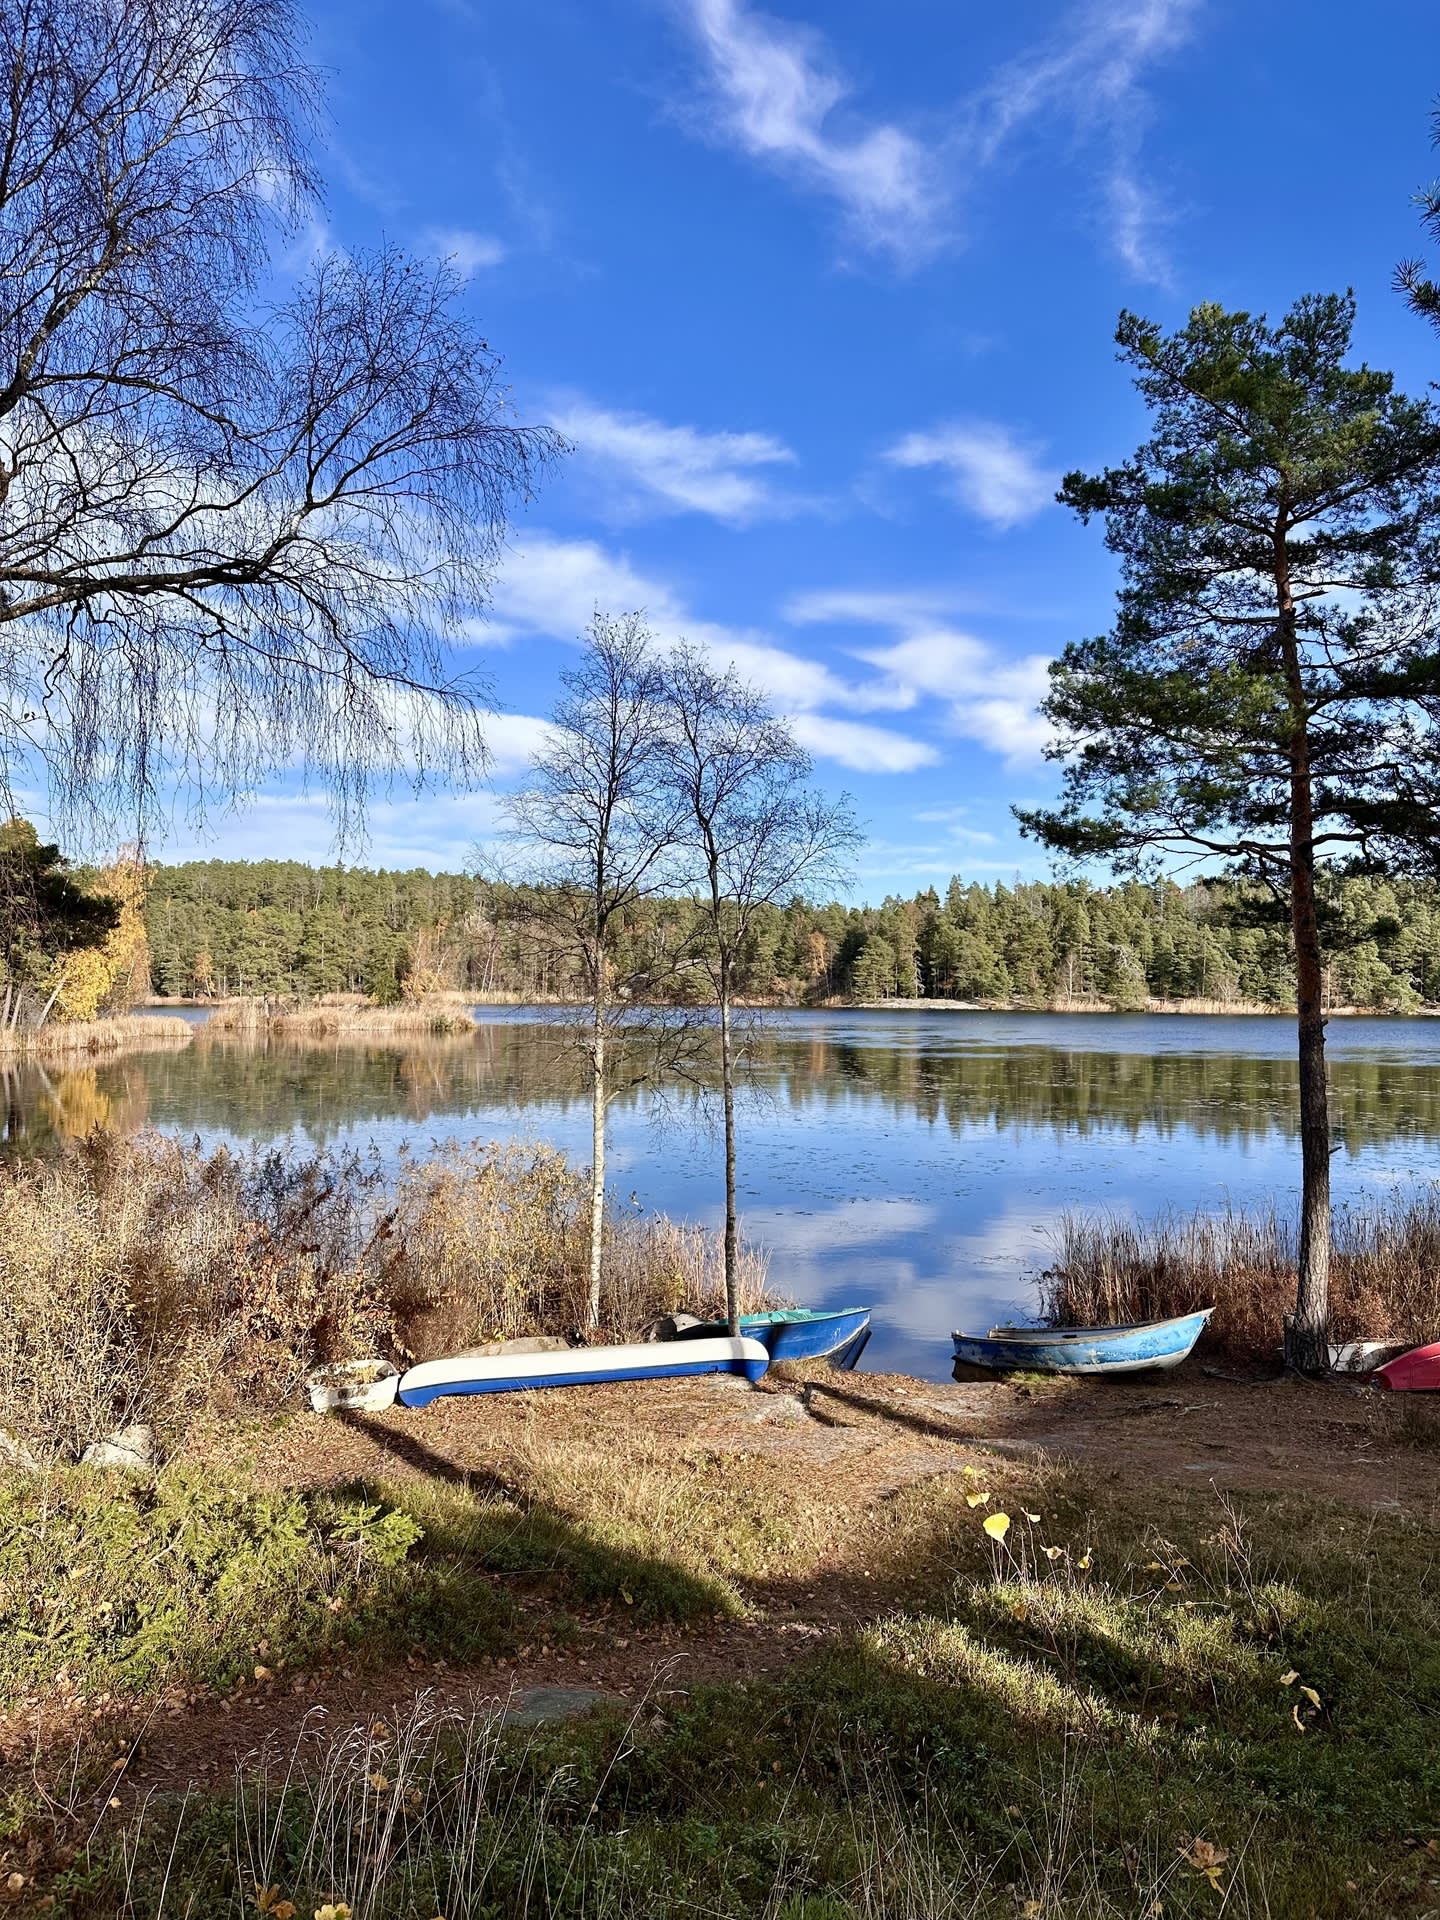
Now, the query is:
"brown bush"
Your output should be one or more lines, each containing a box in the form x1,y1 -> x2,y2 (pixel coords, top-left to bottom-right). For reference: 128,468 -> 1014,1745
0,1131 -> 770,1460
1041,1192 -> 1440,1360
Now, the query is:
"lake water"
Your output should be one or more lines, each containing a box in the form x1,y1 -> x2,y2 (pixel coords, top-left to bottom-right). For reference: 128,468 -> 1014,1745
9,1007 -> 1440,1379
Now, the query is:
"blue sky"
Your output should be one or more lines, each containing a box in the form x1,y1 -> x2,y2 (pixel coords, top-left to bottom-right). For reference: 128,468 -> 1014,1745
160,0 -> 1440,892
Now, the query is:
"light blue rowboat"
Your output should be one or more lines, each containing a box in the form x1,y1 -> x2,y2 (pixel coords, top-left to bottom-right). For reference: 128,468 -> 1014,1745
951,1308 -> 1212,1377
396,1334 -> 771,1407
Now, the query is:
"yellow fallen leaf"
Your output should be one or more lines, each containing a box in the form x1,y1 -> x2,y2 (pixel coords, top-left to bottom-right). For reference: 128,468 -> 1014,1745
314,1906 -> 352,1920
1023,1510 -> 1041,1522
1292,1704 -> 1306,1733
1299,1686 -> 1321,1710
1279,1670 -> 1298,1687
983,1511 -> 1011,1542
1078,1551 -> 1093,1571
965,1491 -> 989,1508
1042,1544 -> 1064,1561
1182,1837 -> 1229,1890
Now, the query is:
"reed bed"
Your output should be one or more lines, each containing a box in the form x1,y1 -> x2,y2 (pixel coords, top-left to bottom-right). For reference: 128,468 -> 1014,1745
0,1131 -> 770,1463
206,997 -> 476,1036
1042,1190 -> 1440,1358
0,1013 -> 194,1058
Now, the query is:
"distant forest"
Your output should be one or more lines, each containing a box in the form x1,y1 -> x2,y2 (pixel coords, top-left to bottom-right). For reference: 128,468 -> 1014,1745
142,860 -> 1440,1011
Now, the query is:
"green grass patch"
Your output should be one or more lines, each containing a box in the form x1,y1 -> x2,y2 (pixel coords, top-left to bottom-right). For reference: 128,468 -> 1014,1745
23,1470 -> 1440,1918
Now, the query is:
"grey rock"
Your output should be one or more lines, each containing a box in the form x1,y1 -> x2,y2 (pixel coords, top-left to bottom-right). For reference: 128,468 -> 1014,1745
461,1336 -> 573,1357
504,1685 -> 611,1726
81,1424 -> 156,1472
0,1429 -> 39,1473
745,1395 -> 811,1425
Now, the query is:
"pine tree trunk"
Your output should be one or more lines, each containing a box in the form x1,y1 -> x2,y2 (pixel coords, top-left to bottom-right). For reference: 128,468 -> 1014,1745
1289,827 -> 1331,1369
1278,539 -> 1331,1370
719,979 -> 739,1336
587,983 -> 605,1335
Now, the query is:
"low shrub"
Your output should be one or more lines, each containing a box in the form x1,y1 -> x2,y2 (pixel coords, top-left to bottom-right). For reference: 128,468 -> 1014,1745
0,1467 -> 510,1706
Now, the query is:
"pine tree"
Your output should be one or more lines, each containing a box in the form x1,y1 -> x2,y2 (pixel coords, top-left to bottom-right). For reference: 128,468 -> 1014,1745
1019,293 -> 1440,1367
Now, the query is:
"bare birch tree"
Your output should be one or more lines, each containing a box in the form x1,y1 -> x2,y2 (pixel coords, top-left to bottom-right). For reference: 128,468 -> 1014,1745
505,616 -> 678,1333
663,645 -> 860,1334
0,0 -> 561,843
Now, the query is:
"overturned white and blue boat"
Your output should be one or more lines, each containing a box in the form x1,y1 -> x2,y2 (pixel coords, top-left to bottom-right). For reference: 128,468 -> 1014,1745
395,1334 -> 771,1407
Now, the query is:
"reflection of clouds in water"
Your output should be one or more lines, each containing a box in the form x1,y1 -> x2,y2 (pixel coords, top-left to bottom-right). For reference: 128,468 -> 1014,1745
954,1204 -> 1075,1274
751,1196 -> 1078,1369
751,1196 -> 939,1254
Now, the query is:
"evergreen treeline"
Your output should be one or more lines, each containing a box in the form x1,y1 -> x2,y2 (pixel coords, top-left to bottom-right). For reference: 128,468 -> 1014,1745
143,860 -> 1440,1011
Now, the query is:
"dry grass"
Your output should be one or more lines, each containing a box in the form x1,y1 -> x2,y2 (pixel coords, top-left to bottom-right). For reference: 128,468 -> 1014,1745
1042,1191 -> 1440,1359
378,1139 -> 771,1354
207,997 -> 476,1036
0,1014 -> 194,1059
0,1132 -> 771,1462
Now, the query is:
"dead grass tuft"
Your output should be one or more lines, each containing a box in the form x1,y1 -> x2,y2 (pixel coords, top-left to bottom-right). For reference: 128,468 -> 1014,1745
1042,1191 -> 1440,1359
0,1013 -> 193,1059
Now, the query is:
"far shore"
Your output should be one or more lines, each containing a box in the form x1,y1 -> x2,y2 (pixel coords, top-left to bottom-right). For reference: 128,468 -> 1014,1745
142,991 -> 1438,1019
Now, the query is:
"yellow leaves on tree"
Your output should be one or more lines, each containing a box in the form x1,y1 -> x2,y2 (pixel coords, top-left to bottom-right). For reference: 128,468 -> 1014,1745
55,849 -> 152,1022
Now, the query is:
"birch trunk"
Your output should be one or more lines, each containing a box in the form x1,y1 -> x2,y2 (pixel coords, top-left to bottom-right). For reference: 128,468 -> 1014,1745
719,980 -> 739,1336
587,980 -> 606,1334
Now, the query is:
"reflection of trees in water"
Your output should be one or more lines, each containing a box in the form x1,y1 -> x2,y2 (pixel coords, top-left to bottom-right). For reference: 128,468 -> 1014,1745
0,1059 -> 154,1148
0,1021 -> 1436,1153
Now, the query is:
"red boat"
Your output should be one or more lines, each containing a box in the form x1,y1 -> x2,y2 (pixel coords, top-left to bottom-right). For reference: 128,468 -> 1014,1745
1373,1341 -> 1440,1391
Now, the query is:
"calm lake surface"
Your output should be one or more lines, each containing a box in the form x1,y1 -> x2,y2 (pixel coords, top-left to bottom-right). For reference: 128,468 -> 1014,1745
11,1007 -> 1440,1380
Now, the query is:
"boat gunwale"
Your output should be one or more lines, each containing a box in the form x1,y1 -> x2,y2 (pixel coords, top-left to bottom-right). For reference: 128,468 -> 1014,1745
954,1308 -> 1213,1345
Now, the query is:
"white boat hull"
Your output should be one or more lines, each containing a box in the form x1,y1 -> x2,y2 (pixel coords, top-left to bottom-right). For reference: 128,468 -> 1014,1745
397,1334 -> 771,1406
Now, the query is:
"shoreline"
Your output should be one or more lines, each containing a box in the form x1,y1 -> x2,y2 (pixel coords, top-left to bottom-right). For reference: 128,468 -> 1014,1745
144,993 -> 1440,1020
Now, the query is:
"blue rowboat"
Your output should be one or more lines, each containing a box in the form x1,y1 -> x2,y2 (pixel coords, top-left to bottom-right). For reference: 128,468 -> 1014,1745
396,1334 -> 770,1407
672,1307 -> 872,1368
951,1308 -> 1212,1377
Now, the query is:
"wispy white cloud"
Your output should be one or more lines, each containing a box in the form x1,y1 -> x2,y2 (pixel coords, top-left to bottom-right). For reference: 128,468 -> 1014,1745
547,399 -> 798,524
788,713 -> 939,774
486,531 -> 935,772
670,0 -> 1197,278
421,226 -> 506,276
860,628 -> 1052,767
783,585 -> 982,628
884,422 -> 1058,529
673,0 -> 947,266
791,593 -> 1053,769
964,0 -> 1197,283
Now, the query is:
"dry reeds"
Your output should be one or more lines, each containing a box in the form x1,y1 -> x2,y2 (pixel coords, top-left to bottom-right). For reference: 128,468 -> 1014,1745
1042,1191 -> 1440,1358
378,1140 -> 770,1353
0,1013 -> 194,1058
207,997 -> 476,1036
0,1131 -> 771,1461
